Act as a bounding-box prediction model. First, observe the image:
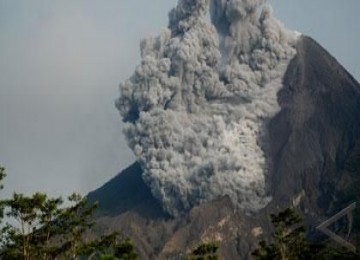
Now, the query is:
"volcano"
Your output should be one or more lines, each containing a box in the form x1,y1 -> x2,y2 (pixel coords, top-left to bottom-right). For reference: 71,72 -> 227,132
87,1 -> 360,258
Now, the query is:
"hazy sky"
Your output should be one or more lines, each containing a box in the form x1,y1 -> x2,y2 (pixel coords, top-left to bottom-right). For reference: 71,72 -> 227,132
0,0 -> 359,198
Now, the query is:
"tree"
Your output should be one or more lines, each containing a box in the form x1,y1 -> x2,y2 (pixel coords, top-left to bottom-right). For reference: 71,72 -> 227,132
0,170 -> 138,260
2,192 -> 49,259
252,208 -> 309,260
0,165 -> 6,222
35,195 -> 63,259
112,238 -> 138,260
97,238 -> 138,260
0,165 -> 5,190
184,242 -> 219,260
53,193 -> 98,259
252,208 -> 360,260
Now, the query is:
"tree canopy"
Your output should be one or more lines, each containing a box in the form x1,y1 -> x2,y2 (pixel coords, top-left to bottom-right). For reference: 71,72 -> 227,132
0,165 -> 138,260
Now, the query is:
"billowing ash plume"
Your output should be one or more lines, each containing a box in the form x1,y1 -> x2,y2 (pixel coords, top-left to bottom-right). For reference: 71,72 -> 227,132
116,0 -> 299,216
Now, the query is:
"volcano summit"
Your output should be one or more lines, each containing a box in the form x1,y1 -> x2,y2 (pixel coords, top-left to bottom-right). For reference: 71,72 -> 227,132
88,0 -> 360,258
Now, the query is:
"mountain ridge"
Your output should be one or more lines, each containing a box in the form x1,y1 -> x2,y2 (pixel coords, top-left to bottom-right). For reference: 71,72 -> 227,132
87,35 -> 360,259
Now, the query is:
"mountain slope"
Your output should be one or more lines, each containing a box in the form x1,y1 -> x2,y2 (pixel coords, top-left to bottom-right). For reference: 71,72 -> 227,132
87,162 -> 166,219
269,36 -> 360,213
87,35 -> 360,259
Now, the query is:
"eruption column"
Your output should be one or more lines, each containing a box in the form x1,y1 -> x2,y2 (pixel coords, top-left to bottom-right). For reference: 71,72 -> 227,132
116,0 -> 299,216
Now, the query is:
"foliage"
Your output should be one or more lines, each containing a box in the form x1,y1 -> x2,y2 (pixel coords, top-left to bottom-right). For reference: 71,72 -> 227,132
252,208 -> 312,260
342,150 -> 360,232
113,238 -> 138,259
0,167 -> 138,260
0,165 -> 6,222
252,208 -> 360,260
1,192 -> 54,259
0,165 -> 5,190
184,242 -> 219,260
339,179 -> 360,234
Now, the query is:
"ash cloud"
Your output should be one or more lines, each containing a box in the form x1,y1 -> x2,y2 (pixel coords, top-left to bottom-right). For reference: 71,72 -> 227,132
116,0 -> 299,216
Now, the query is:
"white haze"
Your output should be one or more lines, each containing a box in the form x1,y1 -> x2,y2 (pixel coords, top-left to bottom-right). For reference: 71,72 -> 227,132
116,0 -> 299,216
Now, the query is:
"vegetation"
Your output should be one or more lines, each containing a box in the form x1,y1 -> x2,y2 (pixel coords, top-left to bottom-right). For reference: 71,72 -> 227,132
184,242 -> 219,260
3,160 -> 360,259
252,208 -> 360,260
252,208 -> 310,260
0,165 -> 138,260
343,155 -> 360,236
0,165 -> 5,189
0,165 -> 6,223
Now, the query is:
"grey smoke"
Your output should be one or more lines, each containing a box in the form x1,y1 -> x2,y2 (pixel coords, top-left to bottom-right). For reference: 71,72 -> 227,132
116,0 -> 299,216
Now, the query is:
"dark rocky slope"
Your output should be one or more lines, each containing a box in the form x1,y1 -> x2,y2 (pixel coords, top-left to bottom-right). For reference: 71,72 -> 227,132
269,36 -> 360,214
87,36 -> 360,259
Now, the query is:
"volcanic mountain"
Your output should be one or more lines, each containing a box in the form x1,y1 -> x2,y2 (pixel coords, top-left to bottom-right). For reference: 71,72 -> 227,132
87,1 -> 360,259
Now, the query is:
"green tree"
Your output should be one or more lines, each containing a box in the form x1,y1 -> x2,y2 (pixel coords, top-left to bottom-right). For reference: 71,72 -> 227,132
0,165 -> 6,222
252,208 -> 309,260
0,192 -> 67,259
185,242 -> 219,260
0,170 -> 138,260
0,165 -> 5,190
35,196 -> 64,259
112,238 -> 138,260
252,208 -> 360,260
54,193 -> 98,259
98,238 -> 138,260
2,192 -> 48,260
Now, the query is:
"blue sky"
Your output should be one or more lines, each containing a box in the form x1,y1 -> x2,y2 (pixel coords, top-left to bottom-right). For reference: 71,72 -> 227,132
0,0 -> 359,197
